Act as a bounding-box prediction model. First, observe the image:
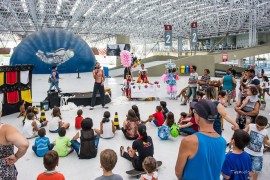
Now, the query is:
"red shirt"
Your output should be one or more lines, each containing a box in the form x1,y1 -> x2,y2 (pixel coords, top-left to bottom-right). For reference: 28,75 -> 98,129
37,171 -> 65,180
153,112 -> 164,126
190,117 -> 199,132
75,116 -> 83,129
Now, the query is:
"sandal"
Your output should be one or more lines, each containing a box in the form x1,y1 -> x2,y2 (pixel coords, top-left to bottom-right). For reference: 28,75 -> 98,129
120,146 -> 124,157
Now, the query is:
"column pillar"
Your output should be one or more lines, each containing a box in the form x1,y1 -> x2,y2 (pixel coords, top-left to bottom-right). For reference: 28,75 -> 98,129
115,35 -> 130,66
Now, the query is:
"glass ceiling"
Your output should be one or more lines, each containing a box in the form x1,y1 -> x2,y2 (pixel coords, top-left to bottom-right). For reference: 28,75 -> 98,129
0,0 -> 270,44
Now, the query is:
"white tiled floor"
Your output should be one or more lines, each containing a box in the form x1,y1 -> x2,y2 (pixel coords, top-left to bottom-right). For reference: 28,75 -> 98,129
1,73 -> 270,180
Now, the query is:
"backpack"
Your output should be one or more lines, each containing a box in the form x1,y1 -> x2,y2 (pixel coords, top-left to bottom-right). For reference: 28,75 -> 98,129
79,130 -> 97,159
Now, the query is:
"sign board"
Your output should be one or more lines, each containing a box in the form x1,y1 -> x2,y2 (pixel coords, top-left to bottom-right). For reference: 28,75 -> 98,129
191,22 -> 197,51
222,53 -> 228,62
164,25 -> 172,46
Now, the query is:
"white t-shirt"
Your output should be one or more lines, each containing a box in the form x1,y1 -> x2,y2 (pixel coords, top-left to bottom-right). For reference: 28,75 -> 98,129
22,120 -> 37,138
262,80 -> 270,89
141,171 -> 158,180
189,72 -> 198,87
245,124 -> 268,156
101,121 -> 114,139
49,117 -> 61,131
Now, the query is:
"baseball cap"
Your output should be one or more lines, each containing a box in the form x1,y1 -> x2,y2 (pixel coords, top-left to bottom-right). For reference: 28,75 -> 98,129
138,124 -> 147,135
190,99 -> 218,121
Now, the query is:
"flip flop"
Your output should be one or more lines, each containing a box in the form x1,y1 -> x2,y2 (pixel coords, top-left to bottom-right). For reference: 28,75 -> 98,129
120,146 -> 124,157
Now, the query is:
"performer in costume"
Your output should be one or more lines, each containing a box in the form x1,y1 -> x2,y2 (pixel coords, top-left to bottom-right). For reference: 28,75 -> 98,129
161,62 -> 179,99
137,69 -> 149,83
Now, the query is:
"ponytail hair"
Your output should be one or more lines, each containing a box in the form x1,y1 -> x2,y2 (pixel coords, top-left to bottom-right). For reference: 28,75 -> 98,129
141,131 -> 148,142
138,124 -> 147,142
102,111 -> 110,123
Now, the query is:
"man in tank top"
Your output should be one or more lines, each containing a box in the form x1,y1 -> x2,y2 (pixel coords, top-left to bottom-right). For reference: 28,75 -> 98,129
175,99 -> 226,180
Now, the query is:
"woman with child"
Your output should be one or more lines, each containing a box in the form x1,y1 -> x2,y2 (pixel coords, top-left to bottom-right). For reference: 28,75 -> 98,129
120,124 -> 154,171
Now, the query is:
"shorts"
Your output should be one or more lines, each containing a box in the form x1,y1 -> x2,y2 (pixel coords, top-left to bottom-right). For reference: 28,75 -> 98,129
263,88 -> 269,93
250,155 -> 263,172
49,128 -> 59,133
225,90 -> 232,96
153,119 -> 159,127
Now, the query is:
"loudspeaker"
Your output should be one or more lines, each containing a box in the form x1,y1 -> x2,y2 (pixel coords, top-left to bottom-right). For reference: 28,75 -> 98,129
40,100 -> 49,111
47,92 -> 60,109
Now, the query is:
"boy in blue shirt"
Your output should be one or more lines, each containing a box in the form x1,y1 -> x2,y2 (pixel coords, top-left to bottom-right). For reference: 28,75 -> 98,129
32,128 -> 54,157
222,129 -> 252,180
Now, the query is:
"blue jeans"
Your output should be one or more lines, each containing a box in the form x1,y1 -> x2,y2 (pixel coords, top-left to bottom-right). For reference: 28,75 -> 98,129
179,127 -> 196,135
187,87 -> 197,99
32,144 -> 54,156
49,78 -> 60,91
71,135 -> 100,156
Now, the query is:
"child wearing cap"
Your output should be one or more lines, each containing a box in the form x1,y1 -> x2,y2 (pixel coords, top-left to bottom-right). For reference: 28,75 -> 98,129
142,106 -> 164,127
175,100 -> 226,180
222,130 -> 253,179
244,116 -> 270,180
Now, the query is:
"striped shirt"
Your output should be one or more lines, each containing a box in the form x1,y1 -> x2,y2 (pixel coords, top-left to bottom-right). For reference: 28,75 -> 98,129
200,76 -> 211,90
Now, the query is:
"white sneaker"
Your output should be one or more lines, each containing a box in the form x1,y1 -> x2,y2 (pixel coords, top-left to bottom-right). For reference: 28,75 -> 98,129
268,113 -> 270,116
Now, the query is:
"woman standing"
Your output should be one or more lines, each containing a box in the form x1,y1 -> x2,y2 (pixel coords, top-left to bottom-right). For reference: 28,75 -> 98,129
90,62 -> 108,110
220,69 -> 236,106
48,66 -> 61,92
0,103 -> 29,179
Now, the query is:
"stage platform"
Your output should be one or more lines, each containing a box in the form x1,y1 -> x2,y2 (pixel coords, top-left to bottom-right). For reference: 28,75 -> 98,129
47,91 -> 111,108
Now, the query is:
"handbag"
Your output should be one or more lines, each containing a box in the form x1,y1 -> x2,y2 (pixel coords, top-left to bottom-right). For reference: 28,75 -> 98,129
48,77 -> 51,83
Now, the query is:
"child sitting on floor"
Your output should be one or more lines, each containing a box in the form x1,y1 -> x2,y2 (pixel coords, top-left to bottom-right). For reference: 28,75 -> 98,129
48,107 -> 70,133
160,101 -> 169,120
164,112 -> 175,128
75,109 -> 83,129
140,157 -> 158,180
95,111 -> 116,139
95,149 -> 123,180
17,100 -> 26,118
178,112 -> 189,125
53,127 -> 73,157
32,128 -> 54,157
142,106 -> 164,127
37,150 -> 65,180
22,112 -> 39,139
132,105 -> 141,121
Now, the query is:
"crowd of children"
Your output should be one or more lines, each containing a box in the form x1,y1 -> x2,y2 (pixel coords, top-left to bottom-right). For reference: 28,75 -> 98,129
15,65 -> 270,179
